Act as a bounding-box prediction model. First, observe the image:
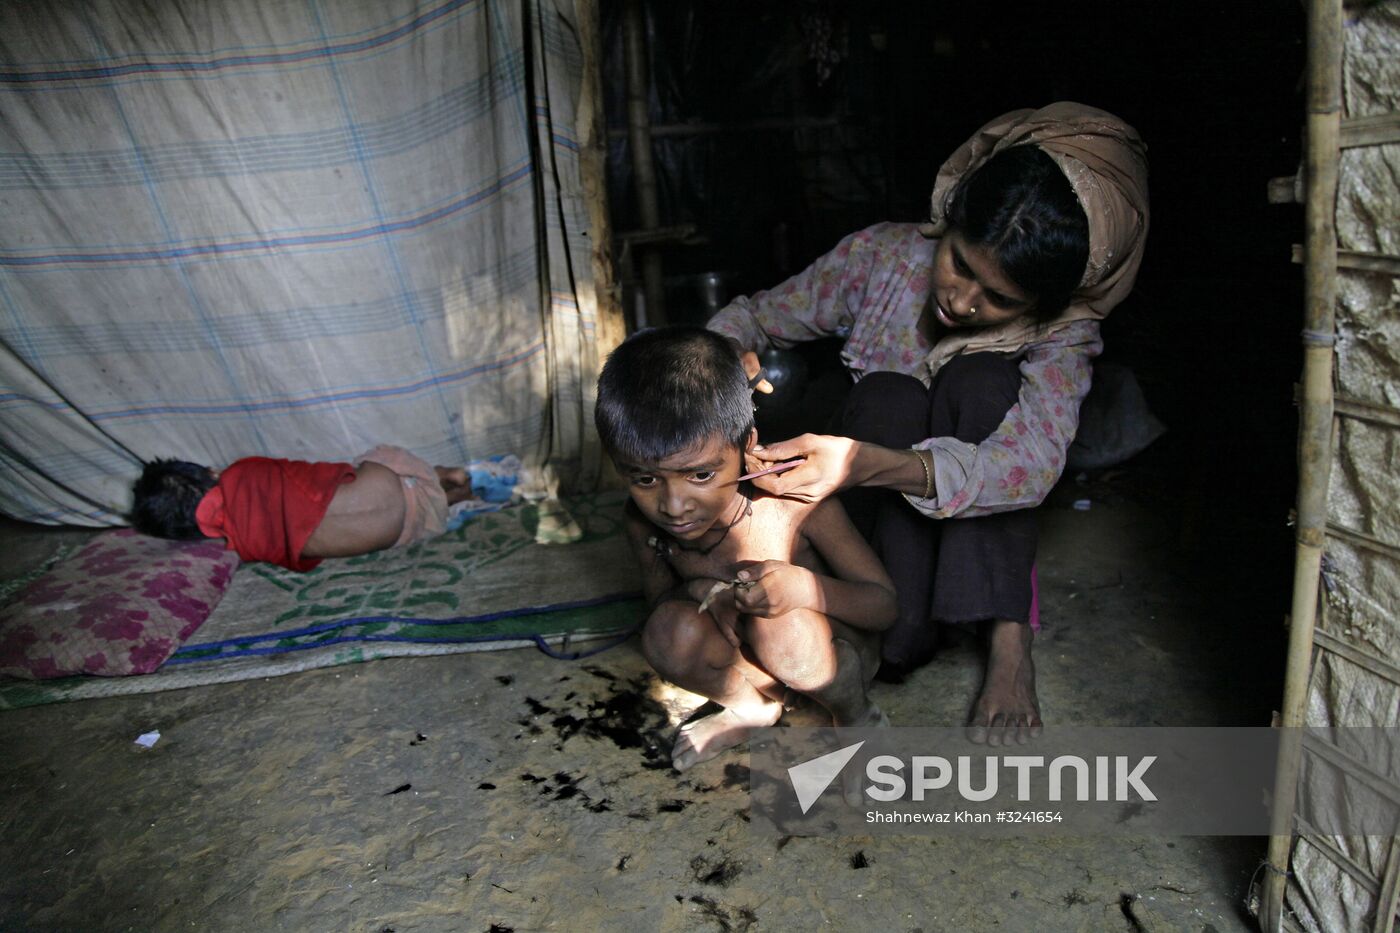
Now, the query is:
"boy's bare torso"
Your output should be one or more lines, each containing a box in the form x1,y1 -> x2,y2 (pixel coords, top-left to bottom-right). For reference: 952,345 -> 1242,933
644,492 -> 828,584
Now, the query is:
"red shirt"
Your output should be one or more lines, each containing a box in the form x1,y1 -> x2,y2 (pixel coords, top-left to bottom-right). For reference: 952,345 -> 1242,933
195,457 -> 355,571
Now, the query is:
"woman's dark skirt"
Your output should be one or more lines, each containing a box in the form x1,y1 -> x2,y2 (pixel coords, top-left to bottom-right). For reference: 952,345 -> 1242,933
835,354 -> 1038,672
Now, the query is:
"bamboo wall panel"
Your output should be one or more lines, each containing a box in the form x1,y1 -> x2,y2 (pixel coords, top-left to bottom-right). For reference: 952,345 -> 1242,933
1307,647 -> 1400,735
1329,419 -> 1400,550
1283,4 -> 1400,932
1335,271 -> 1400,408
1292,835 -> 1387,932
1337,147 -> 1400,256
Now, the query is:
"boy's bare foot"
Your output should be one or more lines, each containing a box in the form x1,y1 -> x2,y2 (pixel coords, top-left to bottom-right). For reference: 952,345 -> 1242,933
813,635 -> 884,727
672,700 -> 783,772
839,703 -> 890,729
807,635 -> 888,806
966,620 -> 1042,746
840,707 -> 889,806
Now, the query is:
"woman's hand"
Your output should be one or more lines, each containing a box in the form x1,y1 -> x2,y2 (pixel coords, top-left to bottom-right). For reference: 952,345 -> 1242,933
732,561 -> 818,618
744,434 -> 862,502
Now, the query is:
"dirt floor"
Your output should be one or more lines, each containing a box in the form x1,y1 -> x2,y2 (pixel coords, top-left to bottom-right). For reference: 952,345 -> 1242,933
0,467 -> 1281,933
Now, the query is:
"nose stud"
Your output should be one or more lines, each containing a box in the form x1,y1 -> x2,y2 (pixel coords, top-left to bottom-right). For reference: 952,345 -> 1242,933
970,305 -> 978,316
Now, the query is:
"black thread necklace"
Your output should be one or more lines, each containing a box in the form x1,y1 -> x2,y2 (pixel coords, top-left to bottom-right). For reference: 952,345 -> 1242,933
650,489 -> 753,558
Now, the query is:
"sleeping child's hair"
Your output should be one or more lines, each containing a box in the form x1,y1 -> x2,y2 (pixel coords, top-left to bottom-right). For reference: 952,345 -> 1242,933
129,458 -> 218,540
594,325 -> 754,464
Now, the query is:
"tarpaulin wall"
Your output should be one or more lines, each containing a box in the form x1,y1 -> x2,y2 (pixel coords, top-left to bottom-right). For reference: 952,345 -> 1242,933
0,0 -> 603,525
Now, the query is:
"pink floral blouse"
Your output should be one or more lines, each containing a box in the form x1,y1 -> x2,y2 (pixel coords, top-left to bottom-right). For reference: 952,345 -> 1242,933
707,222 -> 1101,519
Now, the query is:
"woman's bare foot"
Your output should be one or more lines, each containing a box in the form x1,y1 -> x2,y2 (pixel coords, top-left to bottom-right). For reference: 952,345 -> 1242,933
672,700 -> 783,772
966,620 -> 1042,746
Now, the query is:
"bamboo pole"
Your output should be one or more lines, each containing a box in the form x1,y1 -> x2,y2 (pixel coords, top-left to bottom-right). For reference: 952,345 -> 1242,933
576,0 -> 628,492
575,0 -> 625,359
1260,0 -> 1342,929
622,0 -> 665,327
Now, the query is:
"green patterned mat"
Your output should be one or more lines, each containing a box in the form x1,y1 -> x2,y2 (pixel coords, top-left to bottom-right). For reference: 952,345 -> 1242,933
1,492 -> 645,709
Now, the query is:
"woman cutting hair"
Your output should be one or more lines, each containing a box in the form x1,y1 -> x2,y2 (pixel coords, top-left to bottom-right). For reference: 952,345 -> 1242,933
707,102 -> 1150,745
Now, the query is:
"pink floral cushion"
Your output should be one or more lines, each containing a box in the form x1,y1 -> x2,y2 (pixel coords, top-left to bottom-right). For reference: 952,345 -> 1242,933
0,529 -> 239,679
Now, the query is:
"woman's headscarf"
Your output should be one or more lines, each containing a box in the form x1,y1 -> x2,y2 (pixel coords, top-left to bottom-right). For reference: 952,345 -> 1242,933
920,102 -> 1150,366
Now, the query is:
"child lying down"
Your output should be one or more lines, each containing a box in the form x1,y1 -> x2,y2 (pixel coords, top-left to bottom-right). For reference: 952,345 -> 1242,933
128,445 -> 473,571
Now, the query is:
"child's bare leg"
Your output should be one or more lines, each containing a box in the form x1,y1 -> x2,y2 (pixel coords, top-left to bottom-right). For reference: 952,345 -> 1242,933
641,602 -> 782,772
433,466 -> 474,505
747,609 -> 885,729
966,620 -> 1042,746
749,612 -> 886,807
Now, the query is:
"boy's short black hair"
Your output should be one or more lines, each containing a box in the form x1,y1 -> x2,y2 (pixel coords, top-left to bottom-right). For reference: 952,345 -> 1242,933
944,143 -> 1090,322
129,459 -> 218,540
595,325 -> 754,465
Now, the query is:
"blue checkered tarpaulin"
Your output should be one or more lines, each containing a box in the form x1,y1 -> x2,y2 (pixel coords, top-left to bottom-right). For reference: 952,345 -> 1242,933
0,0 -> 603,525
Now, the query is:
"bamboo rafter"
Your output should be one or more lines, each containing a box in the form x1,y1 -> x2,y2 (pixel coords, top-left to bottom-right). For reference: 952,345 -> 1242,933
1328,522 -> 1400,562
1290,244 -> 1400,276
1335,395 -> 1400,430
1342,112 -> 1400,149
1314,628 -> 1400,687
